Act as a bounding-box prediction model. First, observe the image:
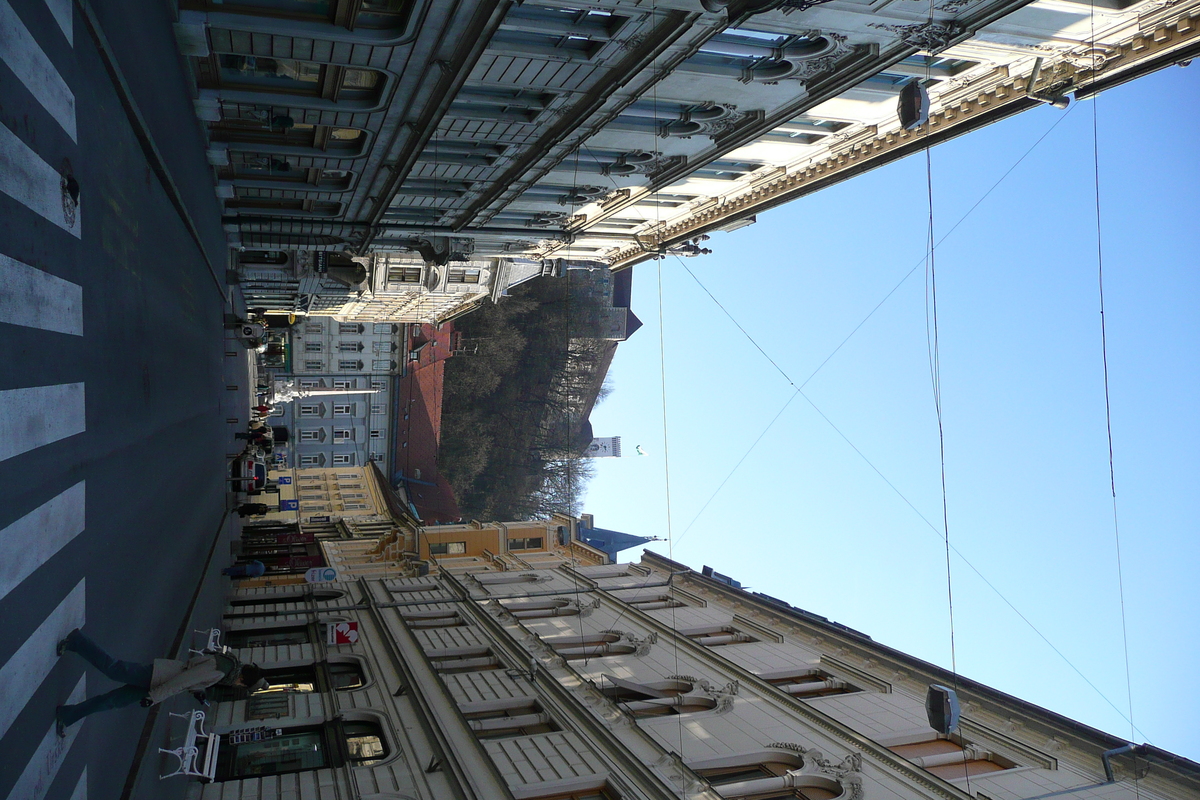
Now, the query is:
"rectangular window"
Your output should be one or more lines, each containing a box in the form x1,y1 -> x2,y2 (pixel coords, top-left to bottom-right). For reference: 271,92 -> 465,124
333,429 -> 352,442
370,430 -> 383,439
339,323 -> 361,334
300,430 -> 320,442
427,648 -> 499,674
225,625 -> 311,648
370,403 -> 385,415
299,475 -> 322,482
299,405 -> 321,417
333,454 -> 353,465
333,379 -> 355,390
373,322 -> 394,334
299,379 -> 321,389
338,342 -> 360,352
333,404 -> 352,416
335,473 -> 357,479
508,537 -> 543,550
371,379 -> 387,391
388,266 -> 422,283
338,360 -> 361,370
448,267 -> 481,284
373,341 -> 394,354
371,360 -> 391,371
369,452 -> 384,462
304,341 -> 322,352
343,503 -> 368,510
304,360 -> 323,370
338,482 -> 362,489
301,502 -> 330,511
304,323 -> 322,334
429,541 -> 467,555
300,455 -> 323,467
341,493 -> 365,499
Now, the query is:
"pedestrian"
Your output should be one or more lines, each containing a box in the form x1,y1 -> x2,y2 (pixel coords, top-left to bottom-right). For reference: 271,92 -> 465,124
237,502 -> 270,517
55,628 -> 266,735
222,559 -> 266,578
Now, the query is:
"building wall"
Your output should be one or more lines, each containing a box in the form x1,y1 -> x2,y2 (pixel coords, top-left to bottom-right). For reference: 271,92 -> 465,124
195,525 -> 1198,800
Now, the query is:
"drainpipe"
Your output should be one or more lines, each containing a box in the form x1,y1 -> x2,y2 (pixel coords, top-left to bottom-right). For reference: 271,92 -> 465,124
1102,743 -> 1146,783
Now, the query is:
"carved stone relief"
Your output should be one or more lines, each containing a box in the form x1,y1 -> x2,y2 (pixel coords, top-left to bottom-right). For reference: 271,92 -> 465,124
661,104 -> 754,140
868,21 -> 967,53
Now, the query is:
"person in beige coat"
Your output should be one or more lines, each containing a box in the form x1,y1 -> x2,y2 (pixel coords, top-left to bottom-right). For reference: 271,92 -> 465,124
55,628 -> 264,734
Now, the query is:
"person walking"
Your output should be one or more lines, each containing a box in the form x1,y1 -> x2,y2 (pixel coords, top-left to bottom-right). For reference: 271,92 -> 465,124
55,628 -> 265,734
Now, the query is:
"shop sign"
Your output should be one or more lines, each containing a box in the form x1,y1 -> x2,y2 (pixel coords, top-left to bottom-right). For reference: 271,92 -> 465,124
327,621 -> 360,645
305,567 -> 338,583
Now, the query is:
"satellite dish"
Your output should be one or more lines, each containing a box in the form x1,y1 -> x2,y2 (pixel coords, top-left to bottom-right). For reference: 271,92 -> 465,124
898,79 -> 931,131
926,684 -> 961,734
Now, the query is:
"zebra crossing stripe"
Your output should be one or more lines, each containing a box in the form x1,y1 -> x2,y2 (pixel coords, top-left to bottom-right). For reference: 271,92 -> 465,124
68,767 -> 86,800
0,483 -> 86,603
0,0 -> 77,141
0,122 -> 81,236
0,383 -> 86,463
0,579 -> 86,739
44,0 -> 73,46
4,674 -> 85,800
0,252 -> 83,335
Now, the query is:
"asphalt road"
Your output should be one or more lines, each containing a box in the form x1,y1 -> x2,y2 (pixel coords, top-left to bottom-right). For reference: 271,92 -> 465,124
0,1 -> 243,798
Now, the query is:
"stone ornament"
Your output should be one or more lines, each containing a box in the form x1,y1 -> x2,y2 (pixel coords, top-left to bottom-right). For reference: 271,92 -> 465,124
868,21 -> 967,53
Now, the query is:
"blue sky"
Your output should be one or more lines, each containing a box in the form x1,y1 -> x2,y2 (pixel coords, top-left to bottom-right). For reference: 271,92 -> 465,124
581,64 -> 1199,761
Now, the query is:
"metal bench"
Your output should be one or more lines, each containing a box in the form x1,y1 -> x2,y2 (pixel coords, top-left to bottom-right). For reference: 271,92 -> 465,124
190,628 -> 228,656
159,710 -> 220,781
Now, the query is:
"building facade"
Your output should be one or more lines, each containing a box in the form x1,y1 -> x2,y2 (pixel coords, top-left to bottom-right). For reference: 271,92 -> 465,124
194,514 -> 1198,800
176,0 -> 1200,276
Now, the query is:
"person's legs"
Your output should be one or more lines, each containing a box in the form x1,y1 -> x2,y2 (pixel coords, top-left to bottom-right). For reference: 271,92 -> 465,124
57,684 -> 147,727
60,630 -> 153,687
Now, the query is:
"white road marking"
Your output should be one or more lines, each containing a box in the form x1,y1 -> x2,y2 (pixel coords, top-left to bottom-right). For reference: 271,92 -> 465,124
0,122 -> 81,236
44,0 -> 72,46
4,673 -> 85,800
0,483 -> 85,603
0,383 -> 86,463
0,0 -> 76,141
0,252 -> 82,335
0,579 -> 85,739
67,767 -> 86,800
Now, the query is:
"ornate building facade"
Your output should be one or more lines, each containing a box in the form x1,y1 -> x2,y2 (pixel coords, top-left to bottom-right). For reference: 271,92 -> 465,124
191,512 -> 1198,800
176,0 -> 1200,283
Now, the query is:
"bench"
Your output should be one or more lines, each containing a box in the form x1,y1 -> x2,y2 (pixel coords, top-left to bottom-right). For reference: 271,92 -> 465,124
191,628 -> 228,657
159,710 -> 220,781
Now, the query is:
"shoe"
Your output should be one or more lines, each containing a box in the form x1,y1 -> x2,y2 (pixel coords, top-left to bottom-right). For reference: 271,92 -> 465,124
55,707 -> 67,738
56,629 -> 79,657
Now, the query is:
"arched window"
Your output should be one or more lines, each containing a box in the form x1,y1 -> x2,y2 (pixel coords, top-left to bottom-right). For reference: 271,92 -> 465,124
889,737 -> 1014,780
681,625 -> 756,647
215,719 -> 387,780
503,598 -> 580,619
629,595 -> 685,611
691,751 -> 840,800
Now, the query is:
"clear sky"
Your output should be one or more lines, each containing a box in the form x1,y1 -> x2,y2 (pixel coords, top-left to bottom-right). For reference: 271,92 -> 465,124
581,64 -> 1199,762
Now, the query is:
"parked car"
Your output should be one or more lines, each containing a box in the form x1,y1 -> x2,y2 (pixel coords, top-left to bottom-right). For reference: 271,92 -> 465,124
229,450 -> 267,492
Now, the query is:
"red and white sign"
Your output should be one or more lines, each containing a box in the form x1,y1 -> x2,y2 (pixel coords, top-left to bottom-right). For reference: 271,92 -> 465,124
326,621 -> 360,645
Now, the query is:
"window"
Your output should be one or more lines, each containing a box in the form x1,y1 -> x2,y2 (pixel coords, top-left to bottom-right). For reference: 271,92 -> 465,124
338,482 -> 362,489
371,379 -> 387,391
302,502 -> 330,511
229,590 -> 344,607
370,429 -> 383,439
299,404 -> 321,417
332,454 -> 353,465
371,360 -> 394,371
372,341 -> 395,353
225,625 -> 311,648
338,359 -> 362,370
429,541 -> 466,555
333,404 -> 352,416
338,341 -> 362,352
508,537 -> 543,550
334,473 -> 357,479
214,55 -> 384,104
629,595 -> 685,611
214,720 -> 386,781
597,675 -> 712,718
304,322 -> 323,334
448,267 -> 481,284
304,359 -> 323,370
333,379 -> 355,389
300,430 -> 321,442
370,403 -> 385,415
682,626 -> 756,647
388,265 -> 422,283
427,647 -> 500,674
299,379 -> 321,388
401,610 -> 463,627
333,428 -> 352,442
760,668 -> 857,698
503,598 -> 578,619
304,341 -> 323,352
343,503 -> 367,509
339,323 -> 362,334
373,322 -> 396,334
460,697 -> 559,739
299,474 -> 323,482
544,633 -> 635,660
341,492 -> 365,499
300,454 -> 324,467
889,737 -> 1014,781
